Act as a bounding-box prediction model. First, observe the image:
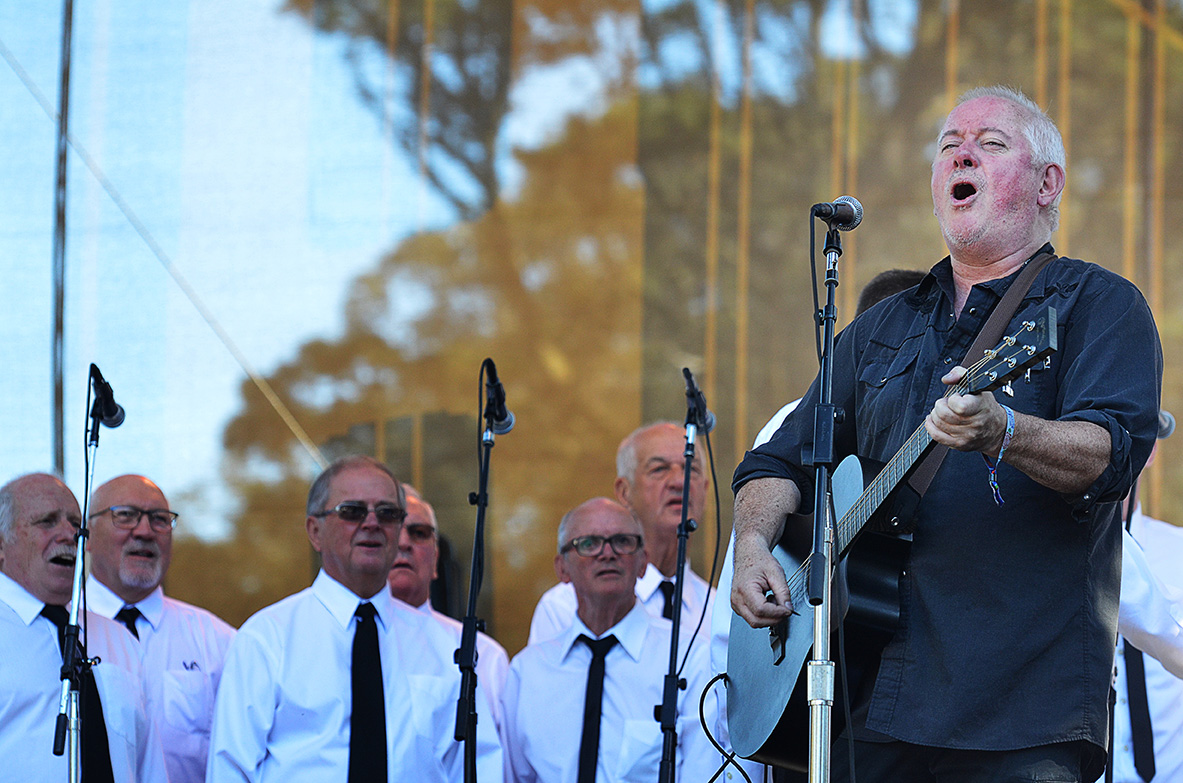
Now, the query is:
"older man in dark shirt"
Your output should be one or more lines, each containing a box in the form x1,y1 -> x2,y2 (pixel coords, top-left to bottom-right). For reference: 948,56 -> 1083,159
730,86 -> 1162,782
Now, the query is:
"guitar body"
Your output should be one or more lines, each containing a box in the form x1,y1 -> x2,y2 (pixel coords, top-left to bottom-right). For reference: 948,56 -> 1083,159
726,455 -> 911,770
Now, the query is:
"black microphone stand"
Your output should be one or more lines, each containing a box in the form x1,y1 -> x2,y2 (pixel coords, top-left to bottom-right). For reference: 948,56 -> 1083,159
454,359 -> 505,783
52,366 -> 116,781
655,368 -> 711,783
804,223 -> 844,783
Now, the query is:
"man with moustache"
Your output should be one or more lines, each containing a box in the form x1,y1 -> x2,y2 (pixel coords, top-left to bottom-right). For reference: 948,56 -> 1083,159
84,474 -> 236,783
387,485 -> 509,731
731,86 -> 1161,781
502,497 -> 716,782
0,472 -> 167,782
208,455 -> 502,782
529,422 -> 714,645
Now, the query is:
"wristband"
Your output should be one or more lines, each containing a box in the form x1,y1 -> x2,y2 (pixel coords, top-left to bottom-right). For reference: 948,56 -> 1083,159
982,403 -> 1015,505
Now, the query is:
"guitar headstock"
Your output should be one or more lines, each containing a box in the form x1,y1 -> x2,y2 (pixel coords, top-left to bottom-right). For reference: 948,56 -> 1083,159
964,306 -> 1057,395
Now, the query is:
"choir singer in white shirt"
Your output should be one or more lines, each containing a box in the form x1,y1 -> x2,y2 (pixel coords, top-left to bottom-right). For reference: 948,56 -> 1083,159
207,455 -> 503,783
502,497 -> 716,783
85,474 -> 236,783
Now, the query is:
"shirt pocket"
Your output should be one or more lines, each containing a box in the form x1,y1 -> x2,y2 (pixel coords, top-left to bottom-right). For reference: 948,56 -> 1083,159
856,334 -> 923,442
94,664 -> 139,754
614,718 -> 662,782
162,668 -> 216,735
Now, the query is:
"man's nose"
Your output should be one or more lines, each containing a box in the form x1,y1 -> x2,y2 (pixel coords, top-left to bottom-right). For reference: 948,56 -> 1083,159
54,516 -> 80,540
953,148 -> 977,168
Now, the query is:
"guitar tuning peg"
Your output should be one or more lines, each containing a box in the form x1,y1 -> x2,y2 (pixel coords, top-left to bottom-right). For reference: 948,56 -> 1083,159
1002,382 -> 1014,397
1024,368 -> 1032,384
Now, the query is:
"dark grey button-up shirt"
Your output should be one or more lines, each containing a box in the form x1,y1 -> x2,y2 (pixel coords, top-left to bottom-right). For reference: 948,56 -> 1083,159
734,246 -> 1162,774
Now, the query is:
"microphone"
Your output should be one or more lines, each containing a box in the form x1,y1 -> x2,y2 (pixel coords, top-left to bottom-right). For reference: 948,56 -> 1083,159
681,368 -> 716,434
483,359 -> 515,435
89,363 -> 125,428
812,195 -> 863,231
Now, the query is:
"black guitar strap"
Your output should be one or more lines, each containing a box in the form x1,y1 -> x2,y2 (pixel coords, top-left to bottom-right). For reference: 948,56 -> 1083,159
906,250 -> 1057,498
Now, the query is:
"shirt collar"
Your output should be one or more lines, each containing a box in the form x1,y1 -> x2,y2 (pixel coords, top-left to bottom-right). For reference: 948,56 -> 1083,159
85,578 -> 165,630
929,243 -> 1056,307
561,600 -> 649,664
0,570 -> 47,626
311,569 -> 396,632
635,562 -> 665,603
635,561 -> 697,605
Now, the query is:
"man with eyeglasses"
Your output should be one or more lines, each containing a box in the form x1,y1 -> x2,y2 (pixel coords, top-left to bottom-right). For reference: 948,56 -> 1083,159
502,497 -> 716,782
84,474 -> 236,783
208,455 -> 503,783
0,472 -> 167,782
387,486 -> 510,735
529,422 -> 715,652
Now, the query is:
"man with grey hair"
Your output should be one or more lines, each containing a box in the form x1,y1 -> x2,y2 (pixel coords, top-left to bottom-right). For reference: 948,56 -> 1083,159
0,472 -> 167,782
528,421 -> 714,648
732,85 -> 1161,781
84,474 -> 235,783
208,455 -> 503,782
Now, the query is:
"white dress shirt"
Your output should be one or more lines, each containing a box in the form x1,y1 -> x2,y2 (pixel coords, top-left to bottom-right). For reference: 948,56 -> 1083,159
207,570 -> 503,782
1112,506 -> 1183,783
502,601 -> 718,783
86,577 -> 235,783
528,563 -> 715,654
0,571 -> 168,783
404,598 -> 511,734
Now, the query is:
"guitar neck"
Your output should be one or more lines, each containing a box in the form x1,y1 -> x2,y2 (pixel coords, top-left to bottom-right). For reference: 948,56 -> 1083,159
835,424 -> 933,554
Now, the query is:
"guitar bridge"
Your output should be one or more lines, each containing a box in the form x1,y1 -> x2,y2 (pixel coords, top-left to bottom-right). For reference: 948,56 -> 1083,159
769,616 -> 788,666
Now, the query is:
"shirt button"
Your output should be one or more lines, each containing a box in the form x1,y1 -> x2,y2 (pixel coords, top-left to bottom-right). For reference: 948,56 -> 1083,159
944,357 -> 952,365
1083,494 -> 1091,501
969,307 -> 977,314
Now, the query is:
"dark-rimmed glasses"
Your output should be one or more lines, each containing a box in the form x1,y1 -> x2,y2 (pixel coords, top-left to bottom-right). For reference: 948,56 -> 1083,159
90,505 -> 179,532
313,501 -> 407,526
560,533 -> 643,558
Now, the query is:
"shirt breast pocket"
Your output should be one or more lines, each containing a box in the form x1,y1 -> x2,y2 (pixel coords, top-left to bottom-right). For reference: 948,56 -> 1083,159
614,718 -> 662,782
94,663 -> 140,746
162,668 -> 216,734
857,335 -> 922,440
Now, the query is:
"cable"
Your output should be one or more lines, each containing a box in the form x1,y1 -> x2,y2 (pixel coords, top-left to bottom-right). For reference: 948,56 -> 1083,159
677,426 -> 722,677
700,673 -> 753,783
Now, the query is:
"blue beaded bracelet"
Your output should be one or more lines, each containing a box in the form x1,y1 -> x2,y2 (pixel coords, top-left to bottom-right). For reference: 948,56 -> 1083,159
982,403 -> 1015,505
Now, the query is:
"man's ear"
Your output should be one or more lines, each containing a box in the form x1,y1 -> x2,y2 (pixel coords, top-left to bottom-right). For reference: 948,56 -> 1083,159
1037,163 -> 1065,207
613,476 -> 631,507
634,545 -> 649,580
555,552 -> 571,583
306,516 -> 323,554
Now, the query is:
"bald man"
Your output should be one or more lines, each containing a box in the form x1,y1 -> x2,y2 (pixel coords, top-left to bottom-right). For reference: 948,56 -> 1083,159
502,498 -> 717,782
85,474 -> 235,783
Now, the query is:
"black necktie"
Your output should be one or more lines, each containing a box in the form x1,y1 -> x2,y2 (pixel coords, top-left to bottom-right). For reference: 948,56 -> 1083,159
348,602 -> 387,783
115,605 -> 141,639
41,605 -> 116,783
1124,639 -> 1156,781
658,580 -> 675,620
577,634 -> 618,783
